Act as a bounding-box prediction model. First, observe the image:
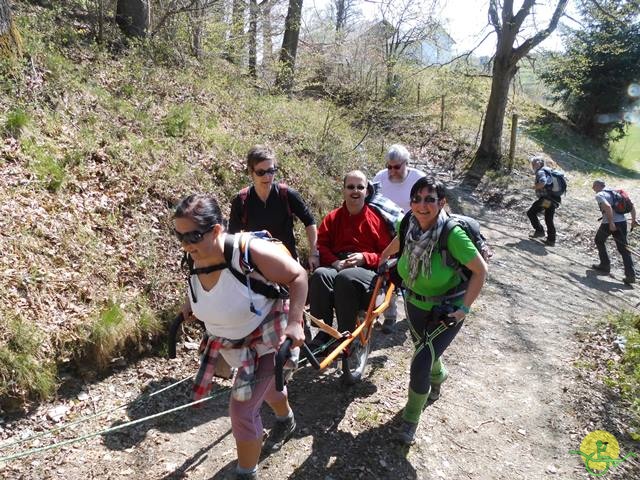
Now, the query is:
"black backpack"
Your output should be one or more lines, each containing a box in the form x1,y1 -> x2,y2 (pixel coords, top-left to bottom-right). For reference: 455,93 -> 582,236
395,212 -> 493,284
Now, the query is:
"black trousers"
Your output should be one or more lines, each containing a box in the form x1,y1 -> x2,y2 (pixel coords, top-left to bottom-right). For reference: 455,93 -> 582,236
595,221 -> 636,280
527,198 -> 557,242
309,266 -> 376,333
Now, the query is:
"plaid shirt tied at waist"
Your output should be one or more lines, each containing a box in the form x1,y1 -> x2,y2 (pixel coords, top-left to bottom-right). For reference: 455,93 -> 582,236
192,299 -> 299,403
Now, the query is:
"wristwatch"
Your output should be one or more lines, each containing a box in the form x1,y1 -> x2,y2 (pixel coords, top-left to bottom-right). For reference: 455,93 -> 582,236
459,305 -> 471,314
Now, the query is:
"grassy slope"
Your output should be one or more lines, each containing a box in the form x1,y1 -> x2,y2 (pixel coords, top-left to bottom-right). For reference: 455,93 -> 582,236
2,4 -> 636,413
0,5 -> 402,406
611,124 -> 640,170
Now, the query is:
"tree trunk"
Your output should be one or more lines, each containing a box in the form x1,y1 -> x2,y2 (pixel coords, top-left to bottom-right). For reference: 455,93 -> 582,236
248,0 -> 257,77
275,0 -> 303,92
226,0 -> 246,65
467,0 -> 568,180
191,0 -> 205,59
335,0 -> 345,32
116,0 -> 150,38
261,0 -> 273,70
476,56 -> 516,168
0,0 -> 23,58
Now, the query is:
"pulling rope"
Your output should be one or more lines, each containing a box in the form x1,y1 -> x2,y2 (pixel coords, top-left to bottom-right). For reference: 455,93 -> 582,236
0,347 -> 331,465
0,376 -> 193,451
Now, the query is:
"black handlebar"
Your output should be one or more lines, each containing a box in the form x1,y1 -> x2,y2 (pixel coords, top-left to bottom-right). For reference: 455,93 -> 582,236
275,338 -> 293,392
275,338 -> 322,392
168,313 -> 185,359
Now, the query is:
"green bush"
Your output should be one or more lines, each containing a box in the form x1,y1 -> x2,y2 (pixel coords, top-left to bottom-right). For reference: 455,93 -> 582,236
163,105 -> 193,137
609,310 -> 640,429
0,319 -> 56,402
5,107 -> 29,137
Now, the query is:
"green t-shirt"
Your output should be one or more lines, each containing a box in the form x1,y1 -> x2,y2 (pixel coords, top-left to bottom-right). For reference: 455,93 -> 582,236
398,226 -> 478,310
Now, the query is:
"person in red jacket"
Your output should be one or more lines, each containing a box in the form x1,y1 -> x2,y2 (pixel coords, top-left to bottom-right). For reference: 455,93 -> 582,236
308,170 -> 393,349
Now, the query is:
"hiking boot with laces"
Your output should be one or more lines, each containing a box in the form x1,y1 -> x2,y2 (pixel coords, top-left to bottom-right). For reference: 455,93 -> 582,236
264,415 -> 296,453
396,421 -> 418,445
591,264 -> 610,274
382,317 -> 396,334
529,230 -> 545,239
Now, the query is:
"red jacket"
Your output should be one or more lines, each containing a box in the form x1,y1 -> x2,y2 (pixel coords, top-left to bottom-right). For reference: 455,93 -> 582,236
317,204 -> 392,269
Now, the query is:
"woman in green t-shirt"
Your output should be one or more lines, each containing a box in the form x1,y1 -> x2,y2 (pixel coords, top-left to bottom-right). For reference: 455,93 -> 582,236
379,176 -> 488,445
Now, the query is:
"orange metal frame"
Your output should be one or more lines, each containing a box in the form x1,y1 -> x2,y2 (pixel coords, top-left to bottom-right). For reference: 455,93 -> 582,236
306,275 -> 395,370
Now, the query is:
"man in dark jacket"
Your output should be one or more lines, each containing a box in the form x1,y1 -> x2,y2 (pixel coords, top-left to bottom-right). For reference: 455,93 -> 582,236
527,155 -> 560,247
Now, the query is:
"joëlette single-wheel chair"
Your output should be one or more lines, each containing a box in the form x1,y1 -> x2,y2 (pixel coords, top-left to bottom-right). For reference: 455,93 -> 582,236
168,266 -> 396,388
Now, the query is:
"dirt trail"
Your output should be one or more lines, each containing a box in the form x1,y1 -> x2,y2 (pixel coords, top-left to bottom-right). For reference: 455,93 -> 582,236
1,172 -> 640,480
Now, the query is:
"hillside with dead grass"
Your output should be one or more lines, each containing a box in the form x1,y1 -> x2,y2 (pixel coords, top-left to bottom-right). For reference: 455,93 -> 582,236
0,3 -> 476,409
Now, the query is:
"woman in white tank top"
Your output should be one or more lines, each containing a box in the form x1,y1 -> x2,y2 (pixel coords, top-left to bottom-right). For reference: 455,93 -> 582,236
174,194 -> 307,480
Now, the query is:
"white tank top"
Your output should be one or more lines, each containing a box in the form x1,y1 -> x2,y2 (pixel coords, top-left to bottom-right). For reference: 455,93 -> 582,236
189,269 -> 275,340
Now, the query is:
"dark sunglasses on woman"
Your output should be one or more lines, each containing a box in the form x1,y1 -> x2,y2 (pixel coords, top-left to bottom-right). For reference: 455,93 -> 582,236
174,226 -> 213,244
345,184 -> 366,191
410,194 -> 438,205
254,167 -> 278,177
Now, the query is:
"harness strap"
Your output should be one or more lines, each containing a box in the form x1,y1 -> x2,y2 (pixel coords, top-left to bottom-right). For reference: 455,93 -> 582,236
407,283 -> 466,303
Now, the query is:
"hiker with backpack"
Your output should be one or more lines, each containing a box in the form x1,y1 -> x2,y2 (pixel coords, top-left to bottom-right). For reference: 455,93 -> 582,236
526,155 -> 566,247
174,194 -> 307,480
229,145 -> 319,271
591,180 -> 637,285
307,170 -> 393,352
372,144 -> 426,333
378,177 -> 488,445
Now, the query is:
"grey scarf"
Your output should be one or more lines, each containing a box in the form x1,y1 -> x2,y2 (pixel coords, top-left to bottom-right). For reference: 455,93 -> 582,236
405,209 -> 448,284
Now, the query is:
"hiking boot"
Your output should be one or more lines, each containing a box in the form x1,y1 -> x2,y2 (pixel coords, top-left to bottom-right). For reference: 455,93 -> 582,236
382,317 -> 396,334
429,383 -> 442,401
544,239 -> 555,247
264,415 -> 296,453
529,230 -> 545,239
623,277 -> 636,285
235,471 -> 258,480
591,264 -> 610,274
396,421 -> 418,445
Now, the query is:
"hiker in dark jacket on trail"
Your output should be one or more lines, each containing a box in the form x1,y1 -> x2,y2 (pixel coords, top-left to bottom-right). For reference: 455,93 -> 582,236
590,180 -> 637,285
527,155 -> 560,247
229,145 -> 319,270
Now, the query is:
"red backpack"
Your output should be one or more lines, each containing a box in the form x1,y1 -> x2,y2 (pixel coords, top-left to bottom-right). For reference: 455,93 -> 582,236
605,188 -> 634,214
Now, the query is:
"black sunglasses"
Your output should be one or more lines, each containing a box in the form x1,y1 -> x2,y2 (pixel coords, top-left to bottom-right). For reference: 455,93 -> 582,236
254,167 -> 277,177
174,226 -> 213,244
345,184 -> 366,191
410,194 -> 438,205
387,162 -> 405,170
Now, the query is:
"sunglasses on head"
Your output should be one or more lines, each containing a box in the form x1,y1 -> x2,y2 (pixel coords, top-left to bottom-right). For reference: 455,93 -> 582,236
387,162 -> 405,170
174,226 -> 213,244
345,184 -> 366,191
254,167 -> 277,177
410,194 -> 438,205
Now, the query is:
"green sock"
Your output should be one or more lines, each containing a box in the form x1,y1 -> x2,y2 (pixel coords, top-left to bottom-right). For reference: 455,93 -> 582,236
402,388 -> 428,424
430,357 -> 448,385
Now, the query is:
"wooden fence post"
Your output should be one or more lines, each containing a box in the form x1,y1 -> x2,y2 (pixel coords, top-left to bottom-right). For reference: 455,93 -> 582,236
508,113 -> 519,170
417,83 -> 420,106
440,95 -> 445,131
